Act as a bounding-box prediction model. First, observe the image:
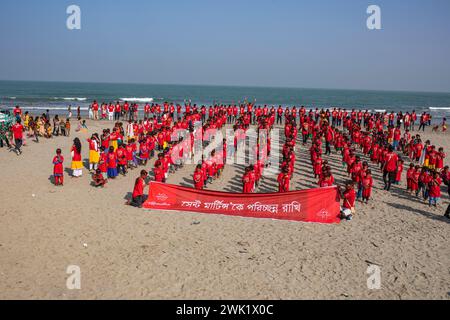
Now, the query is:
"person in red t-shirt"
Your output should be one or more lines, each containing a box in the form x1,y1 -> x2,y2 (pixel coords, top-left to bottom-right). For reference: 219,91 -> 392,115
277,168 -> 290,193
52,149 -> 64,186
339,181 -> 356,220
127,170 -> 148,208
11,119 -> 24,155
116,144 -> 128,176
193,164 -> 204,190
242,167 -> 254,194
383,145 -> 399,191
361,170 -> 373,204
428,172 -> 442,207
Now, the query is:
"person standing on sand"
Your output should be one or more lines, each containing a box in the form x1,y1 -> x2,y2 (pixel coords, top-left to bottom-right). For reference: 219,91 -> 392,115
52,149 -> 64,186
193,164 -> 204,190
242,166 -> 254,193
71,138 -> 83,177
11,119 -> 24,155
87,134 -> 100,172
92,100 -> 99,120
382,145 -> 399,191
339,181 -> 356,221
277,167 -> 290,193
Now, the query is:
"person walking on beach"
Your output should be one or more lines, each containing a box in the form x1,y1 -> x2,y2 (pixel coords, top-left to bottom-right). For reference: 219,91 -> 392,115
11,119 -> 24,155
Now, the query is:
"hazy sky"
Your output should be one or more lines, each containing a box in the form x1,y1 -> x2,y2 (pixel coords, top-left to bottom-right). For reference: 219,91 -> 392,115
1,0 -> 450,92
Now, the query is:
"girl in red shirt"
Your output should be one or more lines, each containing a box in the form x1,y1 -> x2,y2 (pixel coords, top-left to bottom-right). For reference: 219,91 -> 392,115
71,138 -> 83,178
361,170 -> 373,204
52,149 -> 64,186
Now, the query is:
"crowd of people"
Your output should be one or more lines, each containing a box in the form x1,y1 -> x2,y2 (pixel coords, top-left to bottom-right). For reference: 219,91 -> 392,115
2,102 -> 449,220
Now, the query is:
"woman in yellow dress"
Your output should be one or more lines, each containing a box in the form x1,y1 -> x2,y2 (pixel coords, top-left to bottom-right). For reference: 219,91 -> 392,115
71,138 -> 83,177
87,134 -> 100,171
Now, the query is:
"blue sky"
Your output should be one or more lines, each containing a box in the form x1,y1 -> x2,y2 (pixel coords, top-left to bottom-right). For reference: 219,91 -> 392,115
0,0 -> 450,92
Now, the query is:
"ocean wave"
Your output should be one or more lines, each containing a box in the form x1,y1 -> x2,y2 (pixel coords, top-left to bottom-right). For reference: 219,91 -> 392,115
120,97 -> 154,103
52,97 -> 87,101
429,107 -> 450,111
374,109 -> 386,113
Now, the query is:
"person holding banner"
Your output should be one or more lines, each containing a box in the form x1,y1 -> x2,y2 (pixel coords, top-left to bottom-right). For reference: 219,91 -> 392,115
127,170 -> 149,208
339,182 -> 356,221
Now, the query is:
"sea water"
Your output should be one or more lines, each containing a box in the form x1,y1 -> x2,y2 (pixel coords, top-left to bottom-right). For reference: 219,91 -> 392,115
1,80 -> 449,123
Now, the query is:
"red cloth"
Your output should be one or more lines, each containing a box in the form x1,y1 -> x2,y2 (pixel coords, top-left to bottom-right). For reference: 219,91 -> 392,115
144,182 -> 341,224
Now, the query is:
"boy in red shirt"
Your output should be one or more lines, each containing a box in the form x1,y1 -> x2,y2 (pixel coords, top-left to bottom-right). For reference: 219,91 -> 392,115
11,119 -> 24,155
428,172 -> 442,207
116,144 -> 128,176
127,170 -> 148,208
383,145 -> 399,191
153,161 -> 165,183
52,149 -> 64,186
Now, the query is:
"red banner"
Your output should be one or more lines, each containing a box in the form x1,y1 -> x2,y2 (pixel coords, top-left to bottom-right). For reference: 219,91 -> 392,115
143,182 -> 341,224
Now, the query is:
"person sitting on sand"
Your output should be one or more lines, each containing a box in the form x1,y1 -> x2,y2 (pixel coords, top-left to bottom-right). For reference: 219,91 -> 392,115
92,169 -> 107,188
75,118 -> 88,132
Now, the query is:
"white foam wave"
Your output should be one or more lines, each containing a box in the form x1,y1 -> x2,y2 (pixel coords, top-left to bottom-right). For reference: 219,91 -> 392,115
52,97 -> 87,101
429,107 -> 450,111
374,109 -> 386,113
120,97 -> 154,103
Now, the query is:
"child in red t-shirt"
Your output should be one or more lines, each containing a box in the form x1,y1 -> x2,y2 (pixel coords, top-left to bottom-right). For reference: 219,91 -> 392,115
52,149 -> 64,186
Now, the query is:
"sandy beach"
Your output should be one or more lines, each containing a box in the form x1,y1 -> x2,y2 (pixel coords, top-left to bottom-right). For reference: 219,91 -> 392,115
0,119 -> 449,300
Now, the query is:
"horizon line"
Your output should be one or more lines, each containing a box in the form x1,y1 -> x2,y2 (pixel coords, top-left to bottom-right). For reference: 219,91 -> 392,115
0,78 -> 450,96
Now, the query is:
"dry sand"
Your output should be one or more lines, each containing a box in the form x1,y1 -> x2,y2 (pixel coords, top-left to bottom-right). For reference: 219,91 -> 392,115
0,119 -> 449,300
